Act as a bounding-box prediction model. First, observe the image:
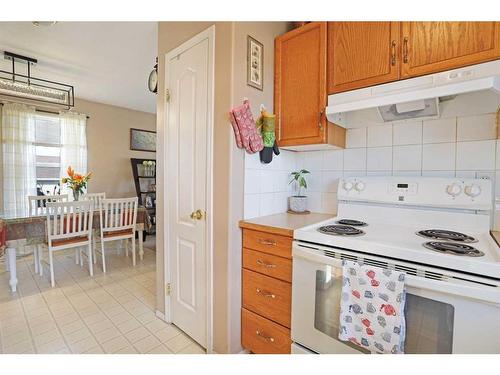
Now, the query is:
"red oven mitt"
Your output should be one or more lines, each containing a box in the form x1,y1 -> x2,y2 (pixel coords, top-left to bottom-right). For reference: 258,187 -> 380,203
229,100 -> 264,153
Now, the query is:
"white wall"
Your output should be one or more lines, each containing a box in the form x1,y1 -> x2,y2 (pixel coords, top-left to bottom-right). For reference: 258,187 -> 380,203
243,90 -> 500,223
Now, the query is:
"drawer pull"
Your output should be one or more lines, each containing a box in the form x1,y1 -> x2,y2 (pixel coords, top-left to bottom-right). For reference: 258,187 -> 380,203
258,239 -> 277,246
256,330 -> 275,342
256,288 -> 276,299
256,259 -> 277,268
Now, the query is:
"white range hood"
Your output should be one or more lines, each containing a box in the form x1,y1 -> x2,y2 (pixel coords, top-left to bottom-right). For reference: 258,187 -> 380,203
326,60 -> 500,124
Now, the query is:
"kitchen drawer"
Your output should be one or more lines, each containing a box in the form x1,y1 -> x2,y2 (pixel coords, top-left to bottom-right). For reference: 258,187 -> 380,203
242,308 -> 291,354
242,229 -> 292,259
243,248 -> 292,282
242,269 -> 291,328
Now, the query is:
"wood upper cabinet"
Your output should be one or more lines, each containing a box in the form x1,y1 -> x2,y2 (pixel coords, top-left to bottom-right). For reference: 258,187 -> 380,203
327,22 -> 401,93
275,22 -> 345,149
401,22 -> 500,78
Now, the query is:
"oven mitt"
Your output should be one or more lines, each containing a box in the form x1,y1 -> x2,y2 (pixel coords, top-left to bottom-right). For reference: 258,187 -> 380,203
229,100 -> 264,154
256,110 -> 280,164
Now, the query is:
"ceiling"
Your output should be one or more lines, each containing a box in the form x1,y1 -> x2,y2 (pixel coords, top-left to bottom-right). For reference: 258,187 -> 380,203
0,22 -> 157,113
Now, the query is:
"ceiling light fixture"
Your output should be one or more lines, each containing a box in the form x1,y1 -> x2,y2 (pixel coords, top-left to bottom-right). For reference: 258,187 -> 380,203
0,51 -> 74,109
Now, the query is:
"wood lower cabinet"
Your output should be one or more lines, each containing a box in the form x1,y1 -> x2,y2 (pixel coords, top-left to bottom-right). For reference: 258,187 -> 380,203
240,228 -> 292,354
328,22 -> 401,93
274,22 -> 345,150
401,22 -> 500,78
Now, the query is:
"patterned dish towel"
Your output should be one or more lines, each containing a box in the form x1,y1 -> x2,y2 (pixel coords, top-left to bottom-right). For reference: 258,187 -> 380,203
339,260 -> 407,354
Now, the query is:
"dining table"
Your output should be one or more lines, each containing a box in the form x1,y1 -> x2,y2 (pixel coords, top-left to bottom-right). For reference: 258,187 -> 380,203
0,206 -> 150,293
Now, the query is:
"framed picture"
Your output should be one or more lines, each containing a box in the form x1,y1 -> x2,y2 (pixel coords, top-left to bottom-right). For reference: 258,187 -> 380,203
130,128 -> 156,152
247,35 -> 264,91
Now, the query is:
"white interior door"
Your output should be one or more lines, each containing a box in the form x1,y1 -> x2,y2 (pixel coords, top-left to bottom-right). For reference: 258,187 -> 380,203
165,27 -> 214,348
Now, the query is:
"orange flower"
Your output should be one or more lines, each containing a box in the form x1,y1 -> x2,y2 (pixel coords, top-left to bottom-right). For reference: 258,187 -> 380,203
67,166 -> 74,177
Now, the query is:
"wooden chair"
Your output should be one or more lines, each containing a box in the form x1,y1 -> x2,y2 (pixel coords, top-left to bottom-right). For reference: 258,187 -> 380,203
97,197 -> 138,272
28,194 -> 68,216
82,192 -> 106,209
46,201 -> 94,287
82,192 -> 106,262
27,194 -> 68,276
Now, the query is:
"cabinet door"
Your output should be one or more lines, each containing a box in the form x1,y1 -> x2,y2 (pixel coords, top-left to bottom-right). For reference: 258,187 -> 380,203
275,22 -> 327,146
328,22 -> 400,93
401,22 -> 500,78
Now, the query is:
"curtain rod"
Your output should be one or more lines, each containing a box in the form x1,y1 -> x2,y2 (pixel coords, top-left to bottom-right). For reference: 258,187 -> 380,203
0,102 -> 90,119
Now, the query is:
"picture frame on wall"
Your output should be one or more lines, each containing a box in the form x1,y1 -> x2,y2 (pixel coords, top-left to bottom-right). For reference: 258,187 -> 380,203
130,128 -> 156,152
247,35 -> 264,91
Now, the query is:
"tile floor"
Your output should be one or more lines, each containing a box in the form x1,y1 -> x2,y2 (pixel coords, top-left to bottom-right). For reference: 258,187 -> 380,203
0,238 -> 205,354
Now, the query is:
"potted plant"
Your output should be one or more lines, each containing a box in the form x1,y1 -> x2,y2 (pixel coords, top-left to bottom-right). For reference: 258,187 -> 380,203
288,169 -> 310,213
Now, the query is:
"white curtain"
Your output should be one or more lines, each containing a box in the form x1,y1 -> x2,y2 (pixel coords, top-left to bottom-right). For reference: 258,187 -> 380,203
59,111 -> 88,199
1,103 -> 37,216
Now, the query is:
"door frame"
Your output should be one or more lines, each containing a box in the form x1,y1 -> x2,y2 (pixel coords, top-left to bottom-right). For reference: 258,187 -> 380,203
162,25 -> 215,353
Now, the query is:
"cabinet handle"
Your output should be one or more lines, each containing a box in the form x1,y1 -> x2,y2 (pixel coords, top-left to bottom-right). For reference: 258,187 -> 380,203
258,239 -> 277,246
256,259 -> 277,269
403,37 -> 409,64
318,110 -> 324,130
256,288 -> 276,299
390,40 -> 397,66
256,330 -> 275,342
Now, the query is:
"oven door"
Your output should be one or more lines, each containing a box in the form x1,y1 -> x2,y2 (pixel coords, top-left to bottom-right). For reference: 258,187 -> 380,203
292,242 -> 500,354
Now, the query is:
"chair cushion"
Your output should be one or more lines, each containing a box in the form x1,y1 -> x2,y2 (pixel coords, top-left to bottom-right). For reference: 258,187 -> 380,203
103,228 -> 134,238
52,236 -> 88,247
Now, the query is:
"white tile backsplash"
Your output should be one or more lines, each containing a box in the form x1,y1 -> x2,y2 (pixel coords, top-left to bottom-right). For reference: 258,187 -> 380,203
366,147 -> 392,171
457,114 -> 497,142
344,148 -> 367,170
423,117 -> 457,144
456,140 -> 496,171
367,125 -> 393,147
393,121 -> 422,145
422,143 -> 456,171
346,127 -> 367,148
244,105 -> 499,220
323,150 -> 343,170
393,144 -> 422,171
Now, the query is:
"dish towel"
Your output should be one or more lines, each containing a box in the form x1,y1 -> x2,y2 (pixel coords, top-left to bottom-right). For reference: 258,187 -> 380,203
339,260 -> 407,354
229,99 -> 264,154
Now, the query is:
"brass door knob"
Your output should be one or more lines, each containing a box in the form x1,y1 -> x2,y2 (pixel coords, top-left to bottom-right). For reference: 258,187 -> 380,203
190,209 -> 204,220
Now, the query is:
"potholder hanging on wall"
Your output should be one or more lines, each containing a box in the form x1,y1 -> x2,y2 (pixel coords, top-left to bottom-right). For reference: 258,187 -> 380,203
256,110 -> 280,164
229,99 -> 264,153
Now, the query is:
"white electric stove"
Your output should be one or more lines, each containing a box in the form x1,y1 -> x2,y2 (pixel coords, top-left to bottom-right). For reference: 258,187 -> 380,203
291,176 -> 500,354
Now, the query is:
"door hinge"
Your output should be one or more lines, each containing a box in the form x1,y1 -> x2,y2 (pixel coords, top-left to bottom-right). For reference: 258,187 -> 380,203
166,282 -> 171,296
165,89 -> 171,102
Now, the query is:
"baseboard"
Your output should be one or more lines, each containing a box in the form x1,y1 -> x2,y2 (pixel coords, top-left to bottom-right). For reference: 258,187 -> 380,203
155,310 -> 166,321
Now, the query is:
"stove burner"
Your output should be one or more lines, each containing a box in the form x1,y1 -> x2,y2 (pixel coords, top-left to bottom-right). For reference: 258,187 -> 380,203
335,219 -> 367,227
317,225 -> 365,236
417,229 -> 477,243
423,241 -> 484,257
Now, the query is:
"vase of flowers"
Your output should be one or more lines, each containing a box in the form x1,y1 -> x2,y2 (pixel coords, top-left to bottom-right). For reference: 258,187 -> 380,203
61,166 -> 91,201
142,160 -> 156,177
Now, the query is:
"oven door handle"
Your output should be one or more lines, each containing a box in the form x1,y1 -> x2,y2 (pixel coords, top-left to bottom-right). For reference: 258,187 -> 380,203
293,243 -> 500,306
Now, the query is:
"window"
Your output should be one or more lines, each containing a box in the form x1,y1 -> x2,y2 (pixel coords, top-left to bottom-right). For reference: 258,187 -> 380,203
35,114 -> 61,195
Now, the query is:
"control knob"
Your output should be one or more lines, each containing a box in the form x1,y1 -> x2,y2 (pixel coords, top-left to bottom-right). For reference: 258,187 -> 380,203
446,183 -> 462,197
343,181 -> 354,191
354,181 -> 365,192
464,184 -> 481,198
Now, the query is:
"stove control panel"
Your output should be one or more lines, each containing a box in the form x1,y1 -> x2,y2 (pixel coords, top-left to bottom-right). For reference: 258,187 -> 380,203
337,176 -> 493,211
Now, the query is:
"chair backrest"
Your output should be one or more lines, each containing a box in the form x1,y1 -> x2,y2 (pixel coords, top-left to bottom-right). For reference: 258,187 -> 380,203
82,192 -> 106,210
100,197 -> 138,233
46,201 -> 93,242
28,194 -> 68,216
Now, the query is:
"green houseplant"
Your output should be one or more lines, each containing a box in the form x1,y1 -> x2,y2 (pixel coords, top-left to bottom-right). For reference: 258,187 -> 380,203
289,169 -> 310,213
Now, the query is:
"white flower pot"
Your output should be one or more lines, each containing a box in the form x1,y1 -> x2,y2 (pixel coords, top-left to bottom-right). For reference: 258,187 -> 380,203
289,196 -> 307,213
